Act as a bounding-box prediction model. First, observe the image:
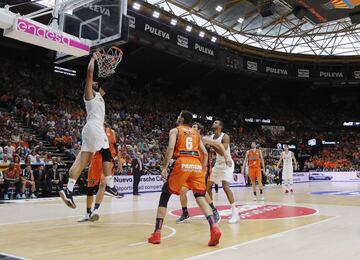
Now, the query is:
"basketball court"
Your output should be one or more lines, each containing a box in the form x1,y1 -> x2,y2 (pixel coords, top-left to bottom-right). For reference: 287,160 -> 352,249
1,182 -> 360,259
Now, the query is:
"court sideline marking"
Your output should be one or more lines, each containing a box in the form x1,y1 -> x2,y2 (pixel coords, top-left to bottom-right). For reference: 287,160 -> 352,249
29,222 -> 177,247
184,216 -> 338,260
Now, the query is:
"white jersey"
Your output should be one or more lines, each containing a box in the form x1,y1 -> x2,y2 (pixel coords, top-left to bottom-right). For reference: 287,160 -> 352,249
211,133 -> 232,163
84,92 -> 105,126
282,151 -> 294,168
210,132 -> 234,184
81,91 -> 109,153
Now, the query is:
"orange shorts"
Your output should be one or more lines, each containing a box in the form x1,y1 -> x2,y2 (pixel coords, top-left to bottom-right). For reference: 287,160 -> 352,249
88,154 -> 103,188
167,157 -> 206,195
249,167 -> 262,184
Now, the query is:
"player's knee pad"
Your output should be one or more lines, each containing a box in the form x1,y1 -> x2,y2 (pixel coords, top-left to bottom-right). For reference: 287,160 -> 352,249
193,192 -> 205,198
158,190 -> 171,208
100,148 -> 112,162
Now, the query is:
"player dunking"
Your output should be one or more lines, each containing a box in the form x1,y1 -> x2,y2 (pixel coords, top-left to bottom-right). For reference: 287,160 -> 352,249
208,120 -> 239,224
242,142 -> 266,201
148,111 -> 221,246
276,144 -> 298,193
176,122 -> 232,224
59,52 -> 122,209
78,127 -> 117,222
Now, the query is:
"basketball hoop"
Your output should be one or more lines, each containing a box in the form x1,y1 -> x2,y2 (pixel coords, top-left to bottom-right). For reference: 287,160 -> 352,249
95,46 -> 123,78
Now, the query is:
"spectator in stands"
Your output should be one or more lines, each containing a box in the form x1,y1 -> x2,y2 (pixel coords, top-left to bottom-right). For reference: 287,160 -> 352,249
29,150 -> 38,164
20,165 -> 36,198
45,163 -> 63,196
0,154 -> 11,165
16,141 -> 29,158
33,165 -> 46,197
0,146 -> 3,160
34,141 -> 46,155
3,163 -> 21,200
34,155 -> 45,166
4,142 -> 15,158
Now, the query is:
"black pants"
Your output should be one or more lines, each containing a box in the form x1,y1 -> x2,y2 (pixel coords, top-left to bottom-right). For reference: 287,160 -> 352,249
3,181 -> 21,195
133,170 -> 141,194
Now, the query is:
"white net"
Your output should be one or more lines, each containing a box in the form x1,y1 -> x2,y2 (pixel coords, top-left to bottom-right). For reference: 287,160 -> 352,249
96,47 -> 123,78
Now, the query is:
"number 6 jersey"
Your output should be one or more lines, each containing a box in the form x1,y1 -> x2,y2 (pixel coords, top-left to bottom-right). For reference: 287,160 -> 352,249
173,125 -> 201,159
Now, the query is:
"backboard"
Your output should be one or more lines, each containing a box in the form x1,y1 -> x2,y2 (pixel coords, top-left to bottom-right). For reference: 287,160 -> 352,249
56,0 -> 129,63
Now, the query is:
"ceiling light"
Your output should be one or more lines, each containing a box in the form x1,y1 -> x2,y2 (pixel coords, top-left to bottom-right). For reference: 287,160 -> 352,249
186,25 -> 192,32
153,11 -> 160,18
132,2 -> 141,10
215,5 -> 223,12
211,36 -> 217,43
170,18 -> 177,26
237,17 -> 244,23
199,31 -> 205,37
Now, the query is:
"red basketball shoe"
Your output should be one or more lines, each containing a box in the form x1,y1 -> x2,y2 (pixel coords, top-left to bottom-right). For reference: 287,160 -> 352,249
148,231 -> 161,244
208,225 -> 221,246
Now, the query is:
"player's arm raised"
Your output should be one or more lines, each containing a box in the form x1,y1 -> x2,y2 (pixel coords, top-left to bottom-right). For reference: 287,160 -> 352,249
198,138 -> 208,171
161,128 -> 178,179
84,52 -> 98,101
241,151 -> 248,175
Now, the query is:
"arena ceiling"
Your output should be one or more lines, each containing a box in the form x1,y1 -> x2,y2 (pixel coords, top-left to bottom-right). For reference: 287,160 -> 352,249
143,0 -> 360,56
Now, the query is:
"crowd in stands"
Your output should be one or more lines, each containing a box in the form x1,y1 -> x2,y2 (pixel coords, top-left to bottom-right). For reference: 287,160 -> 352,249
0,56 -> 360,199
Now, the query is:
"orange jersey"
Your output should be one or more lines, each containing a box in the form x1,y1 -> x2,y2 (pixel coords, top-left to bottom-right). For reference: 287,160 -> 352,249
173,125 -> 201,159
105,128 -> 117,158
248,149 -> 261,168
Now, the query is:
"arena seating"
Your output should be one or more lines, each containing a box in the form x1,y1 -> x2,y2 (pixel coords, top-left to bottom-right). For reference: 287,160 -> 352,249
0,57 -> 359,199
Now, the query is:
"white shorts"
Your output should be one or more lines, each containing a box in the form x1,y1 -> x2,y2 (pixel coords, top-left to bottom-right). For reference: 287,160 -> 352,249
282,167 -> 293,179
210,160 -> 234,184
282,167 -> 294,185
81,122 -> 109,153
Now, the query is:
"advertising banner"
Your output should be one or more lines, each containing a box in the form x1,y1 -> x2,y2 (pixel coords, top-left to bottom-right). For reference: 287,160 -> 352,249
264,61 -> 289,76
114,173 -> 246,194
308,171 -> 360,182
293,172 -> 310,183
128,10 -> 217,58
114,175 -> 164,194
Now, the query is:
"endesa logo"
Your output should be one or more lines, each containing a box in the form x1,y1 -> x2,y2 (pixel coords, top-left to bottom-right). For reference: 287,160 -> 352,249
170,204 -> 317,220
16,19 -> 89,51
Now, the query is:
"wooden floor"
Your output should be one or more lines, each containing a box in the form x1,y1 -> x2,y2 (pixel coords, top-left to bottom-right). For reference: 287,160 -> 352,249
1,182 -> 360,260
